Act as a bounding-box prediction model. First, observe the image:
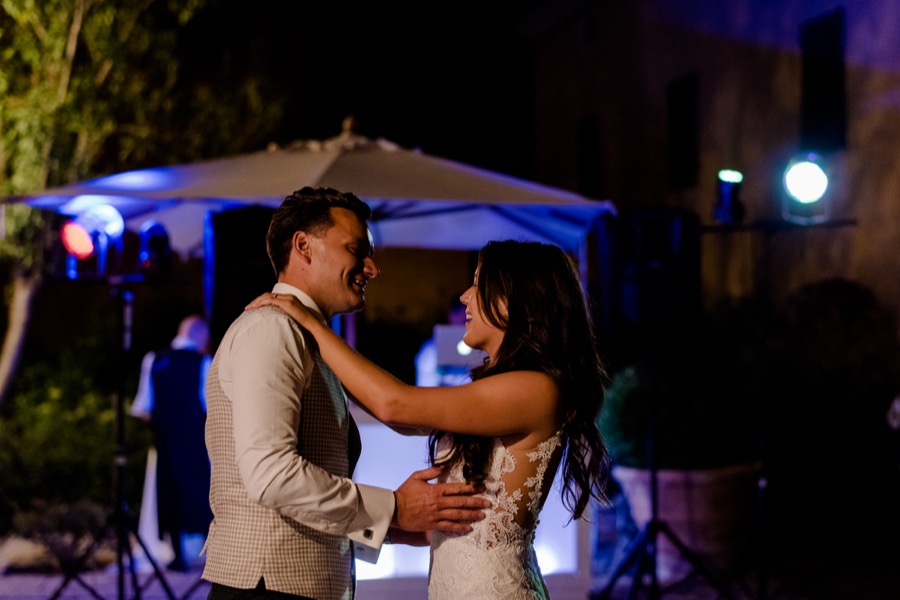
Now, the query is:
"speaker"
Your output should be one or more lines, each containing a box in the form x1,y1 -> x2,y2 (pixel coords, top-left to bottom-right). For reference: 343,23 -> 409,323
204,205 -> 277,352
614,207 -> 701,333
666,72 -> 700,191
577,116 -> 606,200
800,8 -> 846,152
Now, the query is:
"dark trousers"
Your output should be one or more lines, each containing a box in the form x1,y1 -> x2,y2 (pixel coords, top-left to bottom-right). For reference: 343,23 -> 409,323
207,580 -> 315,600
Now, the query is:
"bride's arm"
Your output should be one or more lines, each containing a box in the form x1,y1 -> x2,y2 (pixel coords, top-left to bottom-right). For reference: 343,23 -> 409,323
246,292 -> 430,426
347,393 -> 432,436
245,292 -> 558,437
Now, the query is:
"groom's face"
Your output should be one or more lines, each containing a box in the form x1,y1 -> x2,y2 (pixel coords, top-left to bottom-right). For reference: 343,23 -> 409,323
304,207 -> 378,319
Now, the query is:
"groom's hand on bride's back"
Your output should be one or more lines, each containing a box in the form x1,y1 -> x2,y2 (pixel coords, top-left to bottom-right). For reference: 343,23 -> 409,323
392,466 -> 489,534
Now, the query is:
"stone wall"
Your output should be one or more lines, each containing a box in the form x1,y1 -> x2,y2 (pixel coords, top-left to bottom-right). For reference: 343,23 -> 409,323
527,0 -> 900,322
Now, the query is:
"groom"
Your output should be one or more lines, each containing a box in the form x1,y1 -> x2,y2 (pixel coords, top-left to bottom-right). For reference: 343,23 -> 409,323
202,187 -> 488,600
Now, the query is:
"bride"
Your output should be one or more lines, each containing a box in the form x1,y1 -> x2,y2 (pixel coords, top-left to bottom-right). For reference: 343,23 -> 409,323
247,239 -> 611,599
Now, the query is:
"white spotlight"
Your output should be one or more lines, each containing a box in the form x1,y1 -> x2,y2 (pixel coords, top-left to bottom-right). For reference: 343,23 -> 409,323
783,153 -> 829,224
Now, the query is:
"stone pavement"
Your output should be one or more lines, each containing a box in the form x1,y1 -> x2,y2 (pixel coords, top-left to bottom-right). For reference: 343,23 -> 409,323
4,556 -> 900,600
3,500 -> 899,600
1,567 -> 209,600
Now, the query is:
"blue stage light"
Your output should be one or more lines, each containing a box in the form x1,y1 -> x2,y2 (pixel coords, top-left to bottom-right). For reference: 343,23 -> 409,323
713,169 -> 745,225
138,220 -> 173,274
718,169 -> 743,184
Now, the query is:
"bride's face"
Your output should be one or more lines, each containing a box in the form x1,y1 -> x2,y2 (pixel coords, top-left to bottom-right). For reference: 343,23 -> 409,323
459,270 -> 505,359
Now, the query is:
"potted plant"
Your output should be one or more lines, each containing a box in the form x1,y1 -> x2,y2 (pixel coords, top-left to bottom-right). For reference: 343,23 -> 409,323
598,298 -> 774,580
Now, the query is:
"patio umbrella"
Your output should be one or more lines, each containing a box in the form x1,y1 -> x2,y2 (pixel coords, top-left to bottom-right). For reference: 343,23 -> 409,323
15,122 -> 616,261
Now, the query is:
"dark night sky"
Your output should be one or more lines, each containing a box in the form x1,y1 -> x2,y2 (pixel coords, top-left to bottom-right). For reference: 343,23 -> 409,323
184,1 -> 544,180
26,2 -> 551,360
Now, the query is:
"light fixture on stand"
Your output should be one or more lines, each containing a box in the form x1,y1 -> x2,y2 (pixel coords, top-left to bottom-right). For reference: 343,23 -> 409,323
713,169 -> 745,225
59,203 -> 125,279
782,153 -> 829,224
56,202 -> 179,600
138,220 -> 173,275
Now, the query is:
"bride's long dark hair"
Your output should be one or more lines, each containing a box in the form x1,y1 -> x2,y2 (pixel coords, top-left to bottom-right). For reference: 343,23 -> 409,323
427,240 -> 611,519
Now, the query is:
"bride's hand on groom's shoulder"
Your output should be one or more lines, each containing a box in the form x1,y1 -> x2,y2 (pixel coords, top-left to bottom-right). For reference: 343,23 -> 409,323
245,292 -> 315,327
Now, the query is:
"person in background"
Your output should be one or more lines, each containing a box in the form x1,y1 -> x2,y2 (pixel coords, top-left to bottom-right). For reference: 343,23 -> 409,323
131,314 -> 213,572
247,238 -> 612,600
202,187 -> 488,600
414,296 -> 472,387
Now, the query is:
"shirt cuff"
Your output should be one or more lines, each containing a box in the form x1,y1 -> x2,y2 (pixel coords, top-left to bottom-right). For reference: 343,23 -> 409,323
347,484 -> 396,563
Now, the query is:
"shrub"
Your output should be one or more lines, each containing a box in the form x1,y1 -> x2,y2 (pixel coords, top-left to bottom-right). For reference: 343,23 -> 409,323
0,325 -> 151,534
598,296 -> 773,470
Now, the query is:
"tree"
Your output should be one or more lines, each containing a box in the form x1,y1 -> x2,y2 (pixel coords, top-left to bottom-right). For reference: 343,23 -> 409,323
0,0 -> 285,406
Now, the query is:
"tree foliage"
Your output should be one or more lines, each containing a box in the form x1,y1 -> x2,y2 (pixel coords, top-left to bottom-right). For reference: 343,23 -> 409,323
0,0 -> 286,407
1,0 -> 284,192
0,0 -> 289,536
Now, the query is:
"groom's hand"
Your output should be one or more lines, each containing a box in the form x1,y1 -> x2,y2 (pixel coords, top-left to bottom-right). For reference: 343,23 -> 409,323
393,466 -> 489,534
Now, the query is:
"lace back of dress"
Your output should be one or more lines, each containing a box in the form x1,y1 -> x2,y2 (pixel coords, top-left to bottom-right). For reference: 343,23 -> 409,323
481,433 -> 563,548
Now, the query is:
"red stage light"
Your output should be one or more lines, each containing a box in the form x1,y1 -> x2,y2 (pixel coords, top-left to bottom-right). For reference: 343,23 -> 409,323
61,222 -> 94,259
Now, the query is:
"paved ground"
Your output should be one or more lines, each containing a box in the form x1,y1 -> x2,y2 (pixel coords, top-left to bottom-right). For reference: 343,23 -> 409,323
4,552 -> 899,600
1,567 -> 210,600
3,495 -> 899,600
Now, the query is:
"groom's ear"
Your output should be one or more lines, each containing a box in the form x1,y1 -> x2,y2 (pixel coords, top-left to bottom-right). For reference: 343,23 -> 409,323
292,231 -> 313,262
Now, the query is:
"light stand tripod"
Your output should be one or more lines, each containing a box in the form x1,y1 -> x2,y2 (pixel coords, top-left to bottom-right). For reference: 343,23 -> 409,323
748,316 -> 786,600
590,353 -> 740,600
108,280 -> 177,600
48,279 -> 179,600
753,392 -> 775,600
587,208 -> 742,599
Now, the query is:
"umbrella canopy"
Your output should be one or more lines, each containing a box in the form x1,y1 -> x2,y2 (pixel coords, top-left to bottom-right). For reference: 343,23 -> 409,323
15,126 -> 615,259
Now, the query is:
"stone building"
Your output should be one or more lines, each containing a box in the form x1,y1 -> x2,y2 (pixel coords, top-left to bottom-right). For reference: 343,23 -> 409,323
521,0 -> 899,319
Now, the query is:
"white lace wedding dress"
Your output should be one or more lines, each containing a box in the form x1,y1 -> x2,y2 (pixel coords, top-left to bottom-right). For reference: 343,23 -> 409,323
428,432 -> 563,600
